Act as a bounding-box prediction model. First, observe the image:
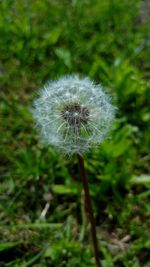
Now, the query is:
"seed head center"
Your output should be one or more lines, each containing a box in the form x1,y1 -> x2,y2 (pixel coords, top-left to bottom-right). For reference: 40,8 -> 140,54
61,103 -> 89,126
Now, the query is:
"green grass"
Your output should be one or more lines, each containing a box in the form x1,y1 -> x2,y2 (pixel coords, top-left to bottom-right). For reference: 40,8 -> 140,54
0,0 -> 150,266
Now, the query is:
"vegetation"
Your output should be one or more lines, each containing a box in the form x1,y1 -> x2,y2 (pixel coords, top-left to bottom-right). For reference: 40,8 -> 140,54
0,0 -> 150,266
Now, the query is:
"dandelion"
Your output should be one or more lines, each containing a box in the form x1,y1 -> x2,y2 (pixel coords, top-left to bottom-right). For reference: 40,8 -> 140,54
32,75 -> 115,155
32,75 -> 116,267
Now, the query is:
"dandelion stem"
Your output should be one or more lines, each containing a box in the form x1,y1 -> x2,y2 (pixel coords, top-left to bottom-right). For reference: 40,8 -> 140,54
78,154 -> 101,267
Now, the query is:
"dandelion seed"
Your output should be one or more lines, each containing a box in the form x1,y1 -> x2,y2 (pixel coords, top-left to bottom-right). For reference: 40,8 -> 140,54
32,75 -> 116,154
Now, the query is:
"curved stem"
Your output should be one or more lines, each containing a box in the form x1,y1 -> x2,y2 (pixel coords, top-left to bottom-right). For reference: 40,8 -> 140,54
78,154 -> 101,267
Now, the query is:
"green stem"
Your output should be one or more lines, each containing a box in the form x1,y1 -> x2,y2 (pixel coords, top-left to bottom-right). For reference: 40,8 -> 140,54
78,154 -> 101,267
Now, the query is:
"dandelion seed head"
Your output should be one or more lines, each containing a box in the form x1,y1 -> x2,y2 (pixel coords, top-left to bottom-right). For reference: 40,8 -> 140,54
32,75 -> 116,154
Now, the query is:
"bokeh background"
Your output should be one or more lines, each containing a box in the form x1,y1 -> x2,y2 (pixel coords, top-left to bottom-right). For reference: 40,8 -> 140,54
0,0 -> 150,266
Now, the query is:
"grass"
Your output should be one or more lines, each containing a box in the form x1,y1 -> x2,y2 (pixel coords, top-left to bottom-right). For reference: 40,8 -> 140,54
0,0 -> 150,266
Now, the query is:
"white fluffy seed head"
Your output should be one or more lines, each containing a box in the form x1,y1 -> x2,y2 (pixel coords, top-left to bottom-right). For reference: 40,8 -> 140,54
32,75 -> 116,155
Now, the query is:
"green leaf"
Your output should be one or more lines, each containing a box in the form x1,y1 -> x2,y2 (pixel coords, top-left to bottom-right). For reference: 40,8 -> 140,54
0,242 -> 20,252
130,175 -> 150,185
43,27 -> 61,45
52,184 -> 78,195
54,48 -> 72,68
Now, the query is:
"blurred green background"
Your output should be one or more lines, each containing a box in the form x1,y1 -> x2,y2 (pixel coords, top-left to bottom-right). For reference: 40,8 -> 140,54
0,0 -> 150,266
